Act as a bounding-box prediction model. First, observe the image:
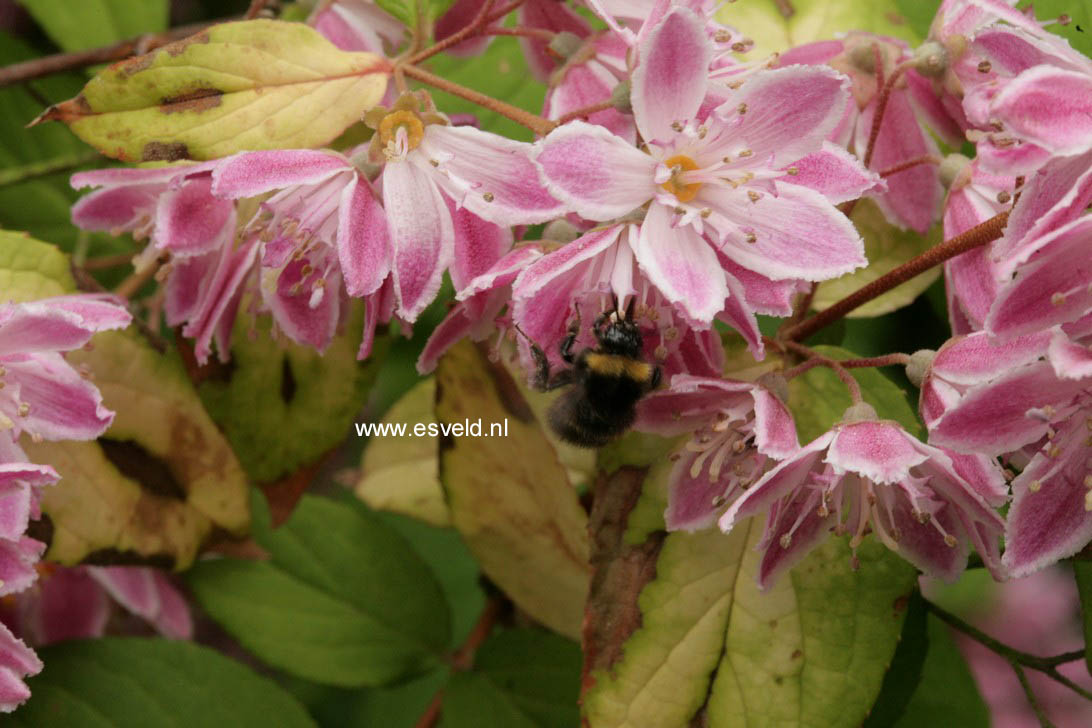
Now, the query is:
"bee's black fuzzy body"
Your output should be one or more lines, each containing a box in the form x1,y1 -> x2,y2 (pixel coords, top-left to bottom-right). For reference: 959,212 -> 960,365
525,301 -> 660,448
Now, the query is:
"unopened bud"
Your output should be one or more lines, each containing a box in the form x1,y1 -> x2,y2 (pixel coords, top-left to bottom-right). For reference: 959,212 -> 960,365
905,349 -> 936,388
541,219 -> 581,244
548,31 -> 584,60
610,80 -> 632,114
938,153 -> 971,189
912,41 -> 949,78
842,401 -> 878,423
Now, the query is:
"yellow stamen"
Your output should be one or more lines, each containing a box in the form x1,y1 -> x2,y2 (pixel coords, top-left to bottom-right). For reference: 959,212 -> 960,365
660,154 -> 703,203
378,110 -> 425,150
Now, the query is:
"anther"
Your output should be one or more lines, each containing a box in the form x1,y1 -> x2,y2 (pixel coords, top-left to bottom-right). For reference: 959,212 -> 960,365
747,190 -> 761,202
738,103 -> 748,115
17,402 -> 30,417
671,121 -> 684,132
996,190 -> 1011,204
738,149 -> 753,158
1028,479 -> 1042,492
700,208 -> 712,218
780,534 -> 792,548
1051,292 -> 1066,306
745,232 -> 757,244
977,60 -> 992,73
483,192 -> 495,202
786,166 -> 799,176
944,534 -> 957,547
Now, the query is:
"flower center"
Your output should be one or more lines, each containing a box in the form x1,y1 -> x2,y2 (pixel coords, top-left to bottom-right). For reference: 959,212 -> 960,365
378,110 -> 425,151
659,155 -> 703,203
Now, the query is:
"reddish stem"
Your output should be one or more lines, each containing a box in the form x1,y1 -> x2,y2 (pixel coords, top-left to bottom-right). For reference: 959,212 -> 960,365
556,99 -> 616,124
782,211 -> 1010,342
402,64 -> 556,136
414,597 -> 505,728
782,341 -> 863,403
406,0 -> 497,64
879,154 -> 941,178
863,61 -> 911,170
839,353 -> 912,368
0,20 -> 214,87
483,26 -> 556,42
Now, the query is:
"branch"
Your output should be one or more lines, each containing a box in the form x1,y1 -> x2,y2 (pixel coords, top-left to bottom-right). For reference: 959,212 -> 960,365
927,601 -> 1092,704
0,21 -> 214,88
781,340 -> 863,403
401,64 -> 556,137
782,211 -> 1010,342
406,0 -> 497,64
415,596 -> 505,728
556,99 -> 617,125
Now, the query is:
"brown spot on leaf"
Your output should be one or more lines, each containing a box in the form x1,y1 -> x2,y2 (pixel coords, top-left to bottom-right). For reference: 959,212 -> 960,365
100,438 -> 187,501
791,649 -> 803,660
142,141 -> 190,162
893,595 -> 909,615
29,94 -> 93,126
582,466 -> 664,696
161,87 -> 223,114
164,31 -> 211,57
116,52 -> 155,77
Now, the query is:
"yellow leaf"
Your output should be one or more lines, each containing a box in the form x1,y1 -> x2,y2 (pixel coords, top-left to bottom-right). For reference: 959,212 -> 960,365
36,20 -> 390,162
436,340 -> 590,639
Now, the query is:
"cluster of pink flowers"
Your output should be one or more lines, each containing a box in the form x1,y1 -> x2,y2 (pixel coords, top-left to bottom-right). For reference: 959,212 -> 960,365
63,0 -> 1092,594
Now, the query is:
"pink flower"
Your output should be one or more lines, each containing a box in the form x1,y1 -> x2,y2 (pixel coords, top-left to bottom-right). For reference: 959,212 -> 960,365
533,8 -> 870,331
635,374 -> 798,531
0,295 -> 131,446
211,147 -> 392,353
309,0 -> 407,55
927,328 -> 1092,577
543,31 -> 635,143
418,245 -> 542,374
0,621 -> 40,713
366,93 -> 564,320
780,32 -> 958,233
1,565 -> 192,646
940,154 -> 1015,334
71,163 -> 235,263
722,408 -> 1007,587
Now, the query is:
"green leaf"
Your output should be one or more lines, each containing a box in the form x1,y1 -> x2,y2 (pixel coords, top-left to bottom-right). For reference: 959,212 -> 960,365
19,0 -> 168,51
786,344 -> 923,443
863,591 -> 929,728
894,616 -> 989,727
375,510 -> 486,647
0,34 -> 130,262
1074,562 -> 1092,676
12,637 -> 315,728
436,340 -> 590,640
813,200 -> 944,318
0,230 -> 248,568
39,20 -> 390,162
426,34 -> 547,142
720,0 -> 923,58
199,302 -> 386,484
441,629 -> 582,728
895,0 -> 941,40
187,493 -> 450,687
286,669 -> 448,728
582,464 -> 918,728
1020,0 -> 1092,59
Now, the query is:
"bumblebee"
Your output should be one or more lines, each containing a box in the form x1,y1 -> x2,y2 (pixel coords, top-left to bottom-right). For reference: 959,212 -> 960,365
523,298 -> 661,448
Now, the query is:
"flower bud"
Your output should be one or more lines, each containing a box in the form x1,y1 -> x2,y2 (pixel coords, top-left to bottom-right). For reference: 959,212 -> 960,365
548,31 -> 584,61
841,401 -> 878,423
938,153 -> 971,189
610,80 -> 632,114
905,349 -> 936,387
911,41 -> 949,78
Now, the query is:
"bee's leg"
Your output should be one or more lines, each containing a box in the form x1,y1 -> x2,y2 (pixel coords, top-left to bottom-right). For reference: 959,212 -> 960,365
650,366 -> 662,390
559,313 -> 581,365
527,337 -> 553,391
544,368 -> 576,391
